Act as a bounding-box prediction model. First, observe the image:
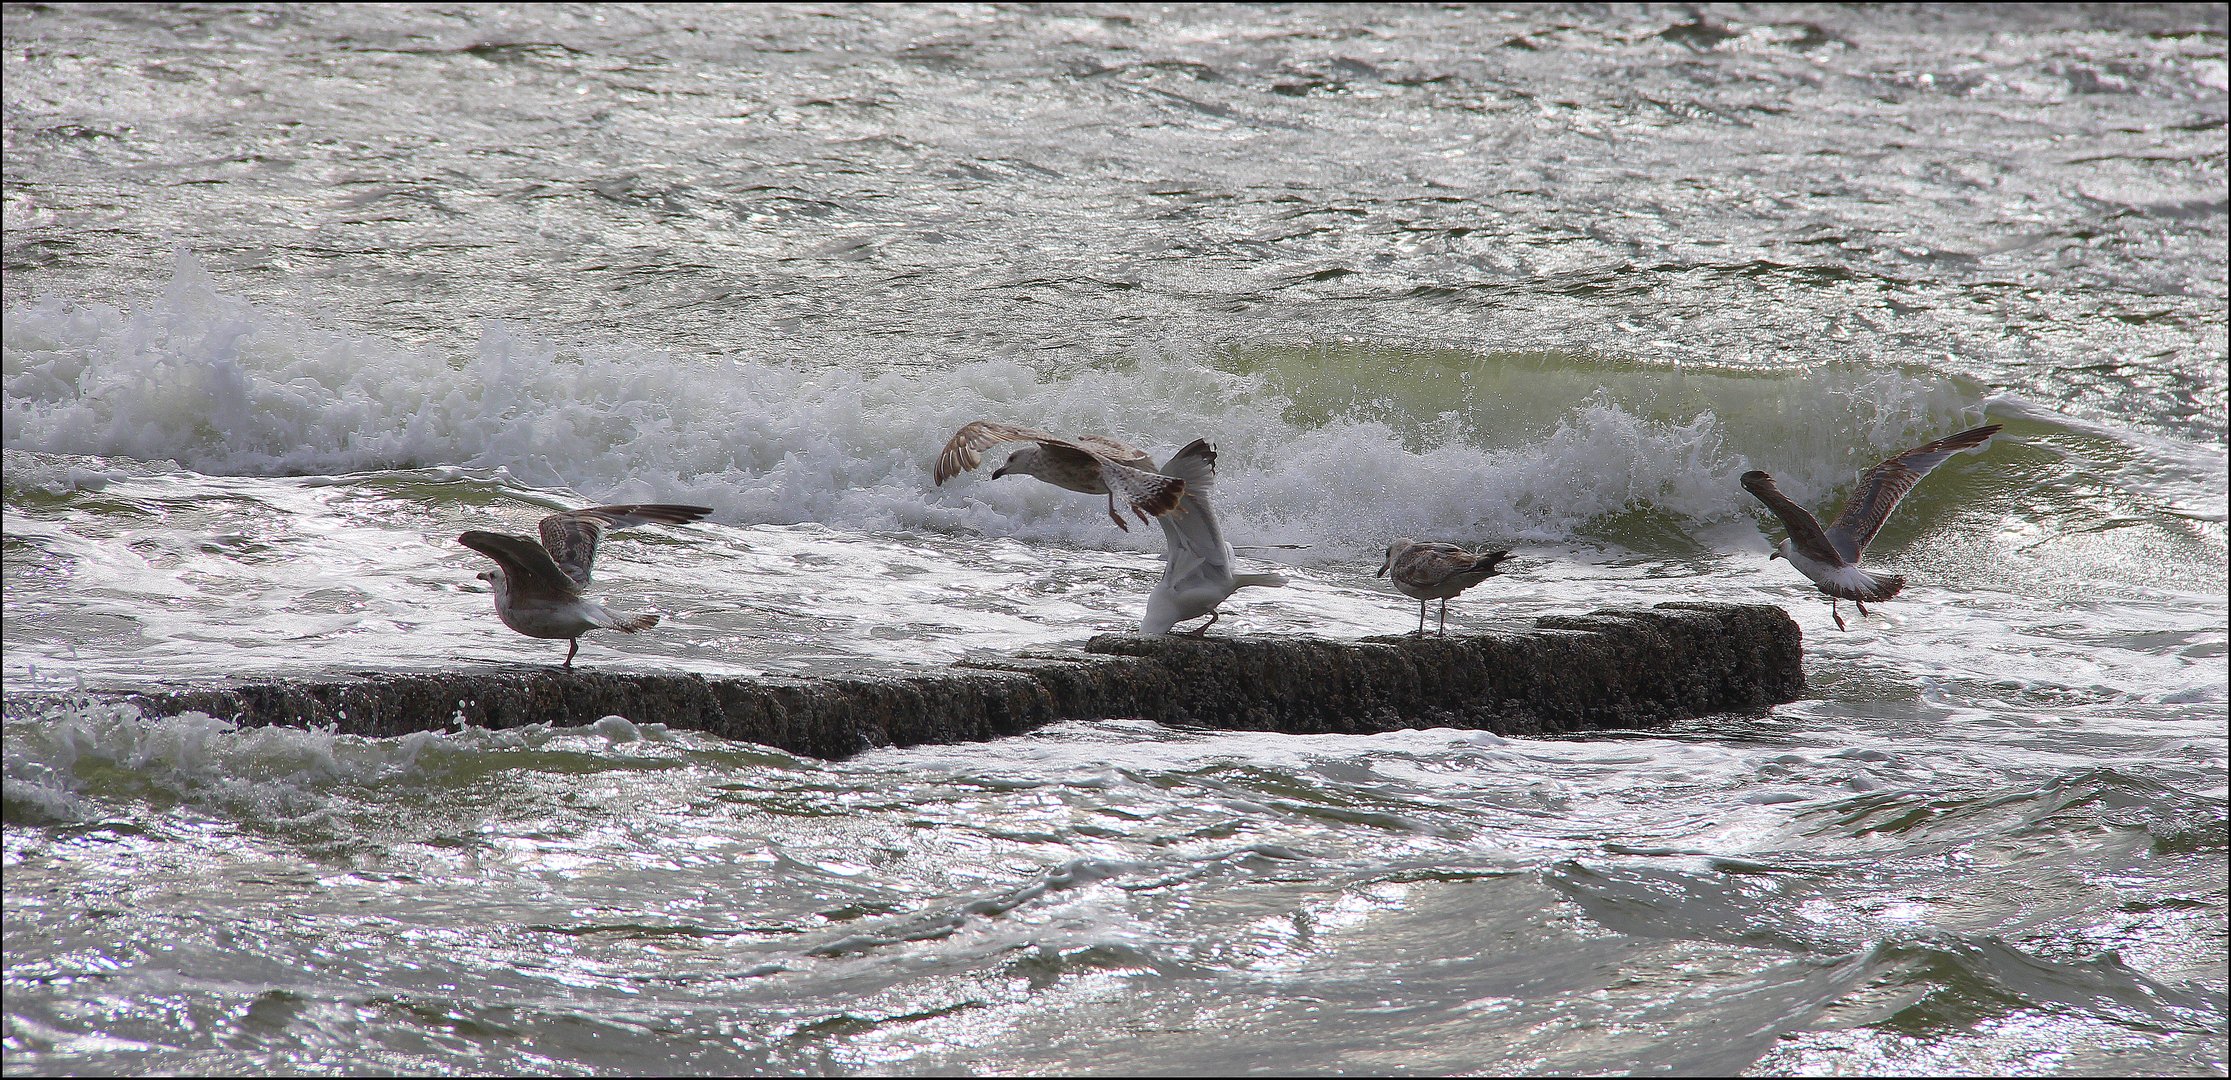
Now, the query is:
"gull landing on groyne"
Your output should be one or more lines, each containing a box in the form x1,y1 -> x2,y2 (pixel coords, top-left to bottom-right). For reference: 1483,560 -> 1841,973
13,604 -> 1807,759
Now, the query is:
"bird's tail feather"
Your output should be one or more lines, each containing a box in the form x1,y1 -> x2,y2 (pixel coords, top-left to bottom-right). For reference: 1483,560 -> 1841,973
1233,572 -> 1289,590
592,608 -> 660,632
1827,569 -> 1905,603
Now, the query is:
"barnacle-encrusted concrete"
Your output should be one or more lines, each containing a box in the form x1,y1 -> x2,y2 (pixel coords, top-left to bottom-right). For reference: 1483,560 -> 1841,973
14,603 -> 1804,759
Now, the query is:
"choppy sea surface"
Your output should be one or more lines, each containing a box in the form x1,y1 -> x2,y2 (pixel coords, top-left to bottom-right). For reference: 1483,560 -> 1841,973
4,4 -> 2226,1075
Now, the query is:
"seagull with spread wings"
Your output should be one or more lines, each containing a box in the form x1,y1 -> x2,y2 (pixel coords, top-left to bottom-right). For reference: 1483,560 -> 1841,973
933,420 -> 1186,531
1741,423 -> 2002,630
457,503 -> 712,667
1377,540 -> 1516,636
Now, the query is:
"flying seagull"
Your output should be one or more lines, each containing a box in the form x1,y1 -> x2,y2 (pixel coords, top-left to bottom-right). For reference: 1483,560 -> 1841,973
1142,439 -> 1289,635
457,503 -> 713,667
1741,423 -> 2003,630
933,420 -> 1186,531
1377,540 -> 1516,636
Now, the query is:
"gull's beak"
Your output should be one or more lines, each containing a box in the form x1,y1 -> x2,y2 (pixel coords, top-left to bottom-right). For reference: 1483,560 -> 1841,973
1767,551 -> 1782,561
990,465 -> 1008,479
1375,559 -> 1390,577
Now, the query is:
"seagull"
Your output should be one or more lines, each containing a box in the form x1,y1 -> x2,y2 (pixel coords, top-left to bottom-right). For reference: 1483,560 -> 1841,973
1142,439 -> 1290,635
934,420 -> 1186,531
1741,423 -> 2003,630
1377,540 -> 1516,636
457,503 -> 713,667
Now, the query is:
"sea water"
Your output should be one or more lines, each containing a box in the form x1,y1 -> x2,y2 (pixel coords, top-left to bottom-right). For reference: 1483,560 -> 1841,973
4,5 -> 2225,1074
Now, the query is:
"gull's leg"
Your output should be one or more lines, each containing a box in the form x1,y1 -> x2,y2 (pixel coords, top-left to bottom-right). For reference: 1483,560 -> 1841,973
1855,600 -> 1872,618
1416,599 -> 1427,636
1183,609 -> 1220,637
1106,492 -> 1129,532
1830,600 -> 1848,632
564,638 -> 580,668
1438,599 -> 1449,636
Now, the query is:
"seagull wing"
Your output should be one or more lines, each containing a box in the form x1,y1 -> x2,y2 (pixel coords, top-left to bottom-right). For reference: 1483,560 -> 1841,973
1156,489 -> 1231,588
1741,471 -> 1849,568
1154,440 -> 1228,584
934,421 -> 1078,483
1454,548 -> 1517,587
1396,543 -> 1514,595
1394,542 -> 1482,589
1157,439 -> 1217,498
458,530 -> 581,600
1826,424 -> 2002,562
539,503 -> 712,586
1071,433 -> 1157,471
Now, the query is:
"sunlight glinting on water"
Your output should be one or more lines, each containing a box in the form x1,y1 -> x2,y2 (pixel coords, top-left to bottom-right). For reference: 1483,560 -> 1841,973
5,3 -> 2225,1076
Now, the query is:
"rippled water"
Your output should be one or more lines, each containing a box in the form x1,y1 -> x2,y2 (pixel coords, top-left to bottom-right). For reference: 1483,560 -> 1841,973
5,4 -> 2226,1076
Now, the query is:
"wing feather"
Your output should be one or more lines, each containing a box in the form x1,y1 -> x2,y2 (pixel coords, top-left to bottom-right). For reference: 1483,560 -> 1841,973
1393,543 -> 1512,594
1825,424 -> 2001,561
1070,434 -> 1156,470
1741,471 -> 1849,567
1157,439 -> 1217,498
1147,441 -> 1225,585
539,503 -> 711,586
458,531 -> 581,599
934,421 -> 1162,484
933,421 -> 1073,483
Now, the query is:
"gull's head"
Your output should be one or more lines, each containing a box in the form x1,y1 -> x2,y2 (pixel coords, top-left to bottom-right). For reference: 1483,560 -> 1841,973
991,445 -> 1041,480
1377,539 -> 1409,577
477,567 -> 503,589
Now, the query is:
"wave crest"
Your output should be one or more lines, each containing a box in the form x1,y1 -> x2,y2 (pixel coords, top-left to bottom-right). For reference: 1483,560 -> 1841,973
6,253 -> 1997,552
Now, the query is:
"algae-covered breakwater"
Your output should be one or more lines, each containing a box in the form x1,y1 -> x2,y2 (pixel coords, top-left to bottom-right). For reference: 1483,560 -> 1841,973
17,604 -> 1804,759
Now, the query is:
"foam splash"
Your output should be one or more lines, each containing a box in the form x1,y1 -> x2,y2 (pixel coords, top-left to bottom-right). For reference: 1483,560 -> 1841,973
6,252 -> 1993,553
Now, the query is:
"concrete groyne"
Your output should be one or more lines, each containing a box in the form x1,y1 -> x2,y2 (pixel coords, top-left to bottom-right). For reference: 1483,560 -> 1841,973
9,603 -> 1805,759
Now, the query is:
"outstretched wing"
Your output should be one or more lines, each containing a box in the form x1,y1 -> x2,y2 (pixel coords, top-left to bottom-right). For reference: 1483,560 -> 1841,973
934,421 -> 1075,484
934,420 -> 1159,483
458,530 -> 581,600
1826,424 -> 2002,562
1157,439 -> 1217,498
1741,471 -> 1849,568
1070,433 -> 1157,471
1154,440 -> 1227,583
539,503 -> 712,586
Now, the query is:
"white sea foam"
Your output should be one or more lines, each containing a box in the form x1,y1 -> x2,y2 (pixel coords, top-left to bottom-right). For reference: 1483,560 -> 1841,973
2,253 -> 2012,556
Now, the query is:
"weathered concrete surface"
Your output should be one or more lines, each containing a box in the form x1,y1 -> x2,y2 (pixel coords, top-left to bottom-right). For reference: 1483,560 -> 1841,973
9,603 -> 1804,759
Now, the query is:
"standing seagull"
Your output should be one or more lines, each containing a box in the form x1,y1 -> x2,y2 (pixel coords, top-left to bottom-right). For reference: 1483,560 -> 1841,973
934,420 -> 1186,531
458,503 -> 712,667
1142,440 -> 1290,635
1377,540 -> 1516,636
1741,423 -> 2002,630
